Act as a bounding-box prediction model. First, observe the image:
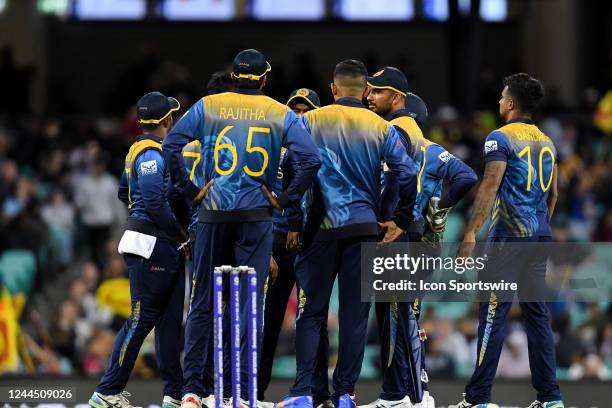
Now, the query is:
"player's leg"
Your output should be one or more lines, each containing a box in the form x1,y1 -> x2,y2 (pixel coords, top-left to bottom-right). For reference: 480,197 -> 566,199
518,237 -> 562,406
259,238 -> 297,399
332,236 -> 375,403
92,241 -> 180,407
312,320 -> 331,407
289,240 -> 337,398
182,222 -> 231,406
383,302 -> 421,405
232,221 -> 274,403
462,238 -> 517,405
155,264 -> 187,407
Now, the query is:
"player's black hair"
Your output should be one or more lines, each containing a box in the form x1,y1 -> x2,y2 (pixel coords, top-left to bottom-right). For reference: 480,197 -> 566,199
207,71 -> 233,95
141,123 -> 160,132
503,73 -> 545,114
233,76 -> 265,90
333,59 -> 367,88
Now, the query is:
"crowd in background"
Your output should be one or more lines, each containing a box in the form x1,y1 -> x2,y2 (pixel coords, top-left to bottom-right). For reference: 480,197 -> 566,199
0,52 -> 611,381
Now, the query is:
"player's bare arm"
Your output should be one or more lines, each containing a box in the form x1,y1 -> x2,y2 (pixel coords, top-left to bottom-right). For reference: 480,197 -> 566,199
458,160 -> 506,257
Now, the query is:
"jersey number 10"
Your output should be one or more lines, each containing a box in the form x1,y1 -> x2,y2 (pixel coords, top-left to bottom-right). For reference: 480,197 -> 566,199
518,145 -> 555,192
214,125 -> 270,177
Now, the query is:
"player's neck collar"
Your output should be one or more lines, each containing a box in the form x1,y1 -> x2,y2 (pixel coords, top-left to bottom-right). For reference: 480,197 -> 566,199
507,117 -> 533,125
335,97 -> 365,108
138,134 -> 163,144
386,108 -> 412,121
233,88 -> 265,96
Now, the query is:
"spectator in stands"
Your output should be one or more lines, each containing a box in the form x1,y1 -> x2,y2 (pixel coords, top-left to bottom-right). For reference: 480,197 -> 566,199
74,156 -> 122,267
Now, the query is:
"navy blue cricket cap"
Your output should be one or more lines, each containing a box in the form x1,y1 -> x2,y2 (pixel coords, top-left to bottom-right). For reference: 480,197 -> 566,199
367,66 -> 409,96
287,88 -> 321,109
232,49 -> 272,81
405,92 -> 428,125
137,91 -> 180,125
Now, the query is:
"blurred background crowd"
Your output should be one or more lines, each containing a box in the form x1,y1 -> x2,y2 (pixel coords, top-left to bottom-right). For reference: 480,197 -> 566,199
1,47 -> 611,381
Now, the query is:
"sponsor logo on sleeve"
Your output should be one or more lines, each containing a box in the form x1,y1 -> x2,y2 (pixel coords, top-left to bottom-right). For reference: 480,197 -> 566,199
438,151 -> 453,163
140,160 -> 158,176
484,140 -> 498,154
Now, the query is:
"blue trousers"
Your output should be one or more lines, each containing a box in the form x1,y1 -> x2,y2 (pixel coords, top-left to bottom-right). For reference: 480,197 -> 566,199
374,233 -> 424,403
291,236 -> 375,398
97,239 -> 184,400
259,237 -> 330,401
465,236 -> 562,404
375,301 -> 422,402
183,221 -> 272,399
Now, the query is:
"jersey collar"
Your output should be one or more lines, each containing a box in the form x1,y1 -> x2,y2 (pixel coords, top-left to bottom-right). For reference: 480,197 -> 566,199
137,134 -> 163,144
335,97 -> 365,108
385,108 -> 413,121
507,117 -> 534,125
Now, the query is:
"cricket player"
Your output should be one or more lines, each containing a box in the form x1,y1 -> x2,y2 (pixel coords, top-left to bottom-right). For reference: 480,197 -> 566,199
276,60 -> 417,408
259,89 -> 332,408
89,92 -> 189,408
162,49 -> 322,408
451,73 -> 563,408
366,68 -> 478,408
182,71 -> 236,408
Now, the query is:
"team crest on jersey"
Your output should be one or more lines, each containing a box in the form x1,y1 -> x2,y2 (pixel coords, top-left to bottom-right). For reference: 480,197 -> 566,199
438,151 -> 453,163
484,140 -> 498,154
140,160 -> 158,175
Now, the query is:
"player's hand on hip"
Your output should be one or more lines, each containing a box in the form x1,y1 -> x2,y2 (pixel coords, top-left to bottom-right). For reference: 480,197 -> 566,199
192,179 -> 214,205
378,220 -> 405,245
286,231 -> 301,251
457,232 -> 476,258
269,256 -> 279,285
261,185 -> 282,209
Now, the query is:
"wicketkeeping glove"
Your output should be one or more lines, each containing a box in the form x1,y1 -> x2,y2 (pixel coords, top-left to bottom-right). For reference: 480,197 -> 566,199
422,197 -> 451,246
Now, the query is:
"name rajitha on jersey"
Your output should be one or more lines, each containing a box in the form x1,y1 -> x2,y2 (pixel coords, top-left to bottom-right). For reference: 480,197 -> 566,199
484,119 -> 556,237
162,90 -> 321,223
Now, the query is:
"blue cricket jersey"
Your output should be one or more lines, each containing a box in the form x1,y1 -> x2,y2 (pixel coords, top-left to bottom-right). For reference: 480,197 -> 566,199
118,134 -> 186,243
382,110 -> 478,234
484,118 -> 557,238
302,98 -> 417,241
181,140 -> 205,234
163,89 -> 321,223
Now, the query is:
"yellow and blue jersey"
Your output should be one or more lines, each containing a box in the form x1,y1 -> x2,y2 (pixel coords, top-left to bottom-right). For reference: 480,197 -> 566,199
382,110 -> 478,233
118,134 -> 185,242
302,98 -> 417,240
182,140 -> 204,233
484,118 -> 556,238
163,89 -> 321,223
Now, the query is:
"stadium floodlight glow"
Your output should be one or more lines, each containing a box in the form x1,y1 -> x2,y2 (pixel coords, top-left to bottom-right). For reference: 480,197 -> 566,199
251,0 -> 325,21
480,0 -> 507,21
0,0 -> 5,14
161,0 -> 235,21
74,0 -> 146,20
335,0 -> 415,21
38,0 -> 70,15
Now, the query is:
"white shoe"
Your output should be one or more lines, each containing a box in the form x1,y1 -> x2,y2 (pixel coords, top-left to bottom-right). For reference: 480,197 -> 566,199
89,391 -> 142,408
202,395 -> 216,408
412,391 -> 435,408
258,401 -> 275,408
358,396 -> 413,408
182,394 -> 202,408
163,396 -> 182,408
447,398 -> 499,408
